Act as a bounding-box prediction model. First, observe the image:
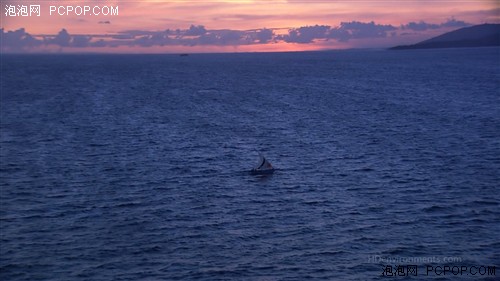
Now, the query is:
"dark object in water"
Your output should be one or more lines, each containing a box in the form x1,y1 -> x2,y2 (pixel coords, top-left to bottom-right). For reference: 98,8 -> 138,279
250,154 -> 275,175
250,168 -> 275,175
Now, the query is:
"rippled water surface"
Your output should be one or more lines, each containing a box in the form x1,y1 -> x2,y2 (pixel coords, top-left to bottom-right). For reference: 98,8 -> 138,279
1,48 -> 499,280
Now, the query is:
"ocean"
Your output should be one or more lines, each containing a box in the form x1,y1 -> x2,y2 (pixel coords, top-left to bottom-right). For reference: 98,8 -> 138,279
1,48 -> 499,280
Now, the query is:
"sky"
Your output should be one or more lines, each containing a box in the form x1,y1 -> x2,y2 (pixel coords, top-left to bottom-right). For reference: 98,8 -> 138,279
1,0 -> 499,53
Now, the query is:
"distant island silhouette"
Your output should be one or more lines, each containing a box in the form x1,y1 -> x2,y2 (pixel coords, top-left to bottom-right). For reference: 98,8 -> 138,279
390,24 -> 500,50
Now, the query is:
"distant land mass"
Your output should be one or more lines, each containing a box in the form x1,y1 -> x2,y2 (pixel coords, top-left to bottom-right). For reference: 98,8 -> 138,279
390,24 -> 500,50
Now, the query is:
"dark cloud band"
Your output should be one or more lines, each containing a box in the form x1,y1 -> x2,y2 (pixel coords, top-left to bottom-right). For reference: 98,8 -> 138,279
1,19 -> 471,51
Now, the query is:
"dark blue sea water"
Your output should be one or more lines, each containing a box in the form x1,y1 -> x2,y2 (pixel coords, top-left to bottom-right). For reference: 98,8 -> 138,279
1,48 -> 499,280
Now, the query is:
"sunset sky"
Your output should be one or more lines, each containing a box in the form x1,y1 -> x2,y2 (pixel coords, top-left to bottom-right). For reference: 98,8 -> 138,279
1,0 -> 499,53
